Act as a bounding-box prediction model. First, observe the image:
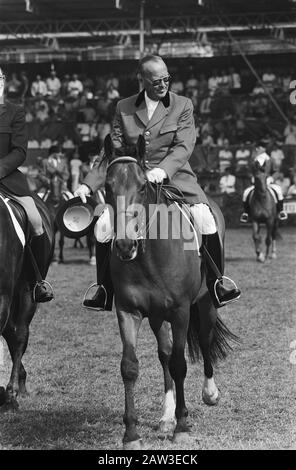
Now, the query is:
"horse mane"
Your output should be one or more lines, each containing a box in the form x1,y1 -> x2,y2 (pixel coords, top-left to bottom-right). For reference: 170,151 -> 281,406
102,142 -> 188,207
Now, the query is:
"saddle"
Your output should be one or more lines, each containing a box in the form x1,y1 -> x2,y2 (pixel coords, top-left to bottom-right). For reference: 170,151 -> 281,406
0,190 -> 30,245
0,189 -> 54,247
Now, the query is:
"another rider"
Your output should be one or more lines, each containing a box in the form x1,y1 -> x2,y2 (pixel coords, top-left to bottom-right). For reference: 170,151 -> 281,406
240,144 -> 288,223
0,66 -> 53,303
75,55 -> 241,310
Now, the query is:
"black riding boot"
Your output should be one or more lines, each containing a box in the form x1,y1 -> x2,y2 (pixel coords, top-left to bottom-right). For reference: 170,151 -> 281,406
202,232 -> 241,308
83,241 -> 114,311
29,232 -> 54,303
240,201 -> 249,223
276,200 -> 288,220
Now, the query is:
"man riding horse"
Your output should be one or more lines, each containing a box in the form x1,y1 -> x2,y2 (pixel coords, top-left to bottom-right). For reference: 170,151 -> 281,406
240,144 -> 288,223
0,66 -> 53,303
43,145 -> 70,198
75,55 -> 241,310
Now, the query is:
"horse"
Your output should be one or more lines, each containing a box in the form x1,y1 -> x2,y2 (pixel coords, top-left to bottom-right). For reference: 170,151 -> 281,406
101,135 -> 238,449
0,191 -> 54,411
248,160 -> 278,262
43,175 -> 96,265
42,174 -> 69,264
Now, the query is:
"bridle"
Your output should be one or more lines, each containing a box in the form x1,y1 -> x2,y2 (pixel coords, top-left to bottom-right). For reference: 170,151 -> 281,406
106,156 -> 160,254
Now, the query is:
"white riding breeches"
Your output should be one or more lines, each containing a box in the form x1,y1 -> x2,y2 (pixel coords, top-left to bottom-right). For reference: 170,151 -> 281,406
269,183 -> 283,200
94,202 -> 217,243
243,184 -> 283,202
94,207 -> 113,243
189,203 -> 217,235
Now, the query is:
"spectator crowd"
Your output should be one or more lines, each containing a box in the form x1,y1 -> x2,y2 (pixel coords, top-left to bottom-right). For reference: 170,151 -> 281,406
4,63 -> 296,200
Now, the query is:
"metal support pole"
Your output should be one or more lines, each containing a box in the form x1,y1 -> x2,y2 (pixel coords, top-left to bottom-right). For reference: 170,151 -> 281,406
139,0 -> 145,58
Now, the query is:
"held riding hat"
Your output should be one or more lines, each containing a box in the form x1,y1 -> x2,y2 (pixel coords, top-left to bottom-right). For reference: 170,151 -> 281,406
55,196 -> 99,239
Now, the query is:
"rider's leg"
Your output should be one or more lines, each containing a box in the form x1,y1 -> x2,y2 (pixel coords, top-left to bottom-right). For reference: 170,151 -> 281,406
240,185 -> 254,222
13,196 -> 54,303
269,183 -> 288,220
83,241 -> 113,311
190,203 -> 241,308
83,207 -> 114,311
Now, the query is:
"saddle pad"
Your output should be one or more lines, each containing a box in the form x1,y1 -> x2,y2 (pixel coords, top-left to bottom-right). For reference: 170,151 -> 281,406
0,194 -> 25,247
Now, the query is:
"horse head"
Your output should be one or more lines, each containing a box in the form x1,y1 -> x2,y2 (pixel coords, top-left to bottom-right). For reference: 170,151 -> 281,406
253,159 -> 268,193
104,134 -> 148,261
48,175 -> 64,205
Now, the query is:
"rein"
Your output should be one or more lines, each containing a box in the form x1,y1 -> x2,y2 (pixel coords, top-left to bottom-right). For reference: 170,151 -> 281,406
106,156 -> 189,253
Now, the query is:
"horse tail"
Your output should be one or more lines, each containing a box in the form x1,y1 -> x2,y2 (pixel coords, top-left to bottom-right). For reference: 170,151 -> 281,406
187,303 -> 240,364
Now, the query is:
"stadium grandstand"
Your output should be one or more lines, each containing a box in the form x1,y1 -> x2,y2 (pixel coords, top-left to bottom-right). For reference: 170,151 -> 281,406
1,0 -> 296,223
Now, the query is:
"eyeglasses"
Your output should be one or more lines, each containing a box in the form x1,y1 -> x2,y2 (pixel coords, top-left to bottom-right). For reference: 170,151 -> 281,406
145,75 -> 171,88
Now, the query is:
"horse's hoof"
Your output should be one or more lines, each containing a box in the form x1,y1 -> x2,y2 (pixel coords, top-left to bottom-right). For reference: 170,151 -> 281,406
123,439 -> 143,450
173,432 -> 199,447
89,256 -> 96,266
202,390 -> 220,406
271,253 -> 277,259
0,387 -> 6,406
257,253 -> 265,263
19,388 -> 30,398
158,418 -> 176,435
51,261 -> 58,266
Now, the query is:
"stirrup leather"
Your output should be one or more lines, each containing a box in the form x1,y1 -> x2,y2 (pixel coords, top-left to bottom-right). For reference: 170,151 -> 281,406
82,283 -> 107,311
32,280 -> 54,303
213,276 -> 240,307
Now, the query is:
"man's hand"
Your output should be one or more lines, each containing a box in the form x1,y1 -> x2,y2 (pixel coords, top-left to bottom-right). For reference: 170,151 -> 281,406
146,168 -> 167,184
74,184 -> 91,203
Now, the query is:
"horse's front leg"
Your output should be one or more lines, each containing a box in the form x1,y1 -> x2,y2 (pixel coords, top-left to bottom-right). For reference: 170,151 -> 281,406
59,234 -> 64,263
149,319 -> 176,435
169,308 -> 191,444
87,232 -> 96,266
265,223 -> 273,259
252,221 -> 264,262
270,220 -> 278,259
117,308 -> 143,450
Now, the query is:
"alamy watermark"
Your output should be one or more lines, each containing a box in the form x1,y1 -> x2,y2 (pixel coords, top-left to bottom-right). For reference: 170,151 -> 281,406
289,80 -> 296,105
0,337 -> 5,369
289,339 -> 296,365
93,197 -> 207,251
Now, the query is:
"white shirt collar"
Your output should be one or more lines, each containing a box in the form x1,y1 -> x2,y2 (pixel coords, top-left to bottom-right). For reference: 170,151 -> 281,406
144,91 -> 159,120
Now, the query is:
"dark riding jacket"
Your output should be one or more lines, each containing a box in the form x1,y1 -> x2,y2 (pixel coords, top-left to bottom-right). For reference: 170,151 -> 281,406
0,100 -> 31,196
83,90 -> 208,205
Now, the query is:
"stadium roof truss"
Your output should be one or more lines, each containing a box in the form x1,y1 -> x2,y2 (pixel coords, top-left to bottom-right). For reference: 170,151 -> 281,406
1,0 -> 296,60
1,11 -> 296,39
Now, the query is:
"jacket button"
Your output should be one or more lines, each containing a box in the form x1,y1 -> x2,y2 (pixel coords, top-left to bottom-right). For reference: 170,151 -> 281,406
145,131 -> 150,136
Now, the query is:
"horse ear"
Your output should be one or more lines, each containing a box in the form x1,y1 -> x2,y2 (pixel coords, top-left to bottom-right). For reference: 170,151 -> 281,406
104,134 -> 114,160
137,135 -> 146,166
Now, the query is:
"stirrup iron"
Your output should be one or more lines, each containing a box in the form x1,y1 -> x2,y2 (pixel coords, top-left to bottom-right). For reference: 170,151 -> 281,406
82,283 -> 107,311
32,280 -> 54,303
213,276 -> 240,307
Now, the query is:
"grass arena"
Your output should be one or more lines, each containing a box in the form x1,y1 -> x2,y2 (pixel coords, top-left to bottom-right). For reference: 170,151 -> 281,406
0,226 -> 295,450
